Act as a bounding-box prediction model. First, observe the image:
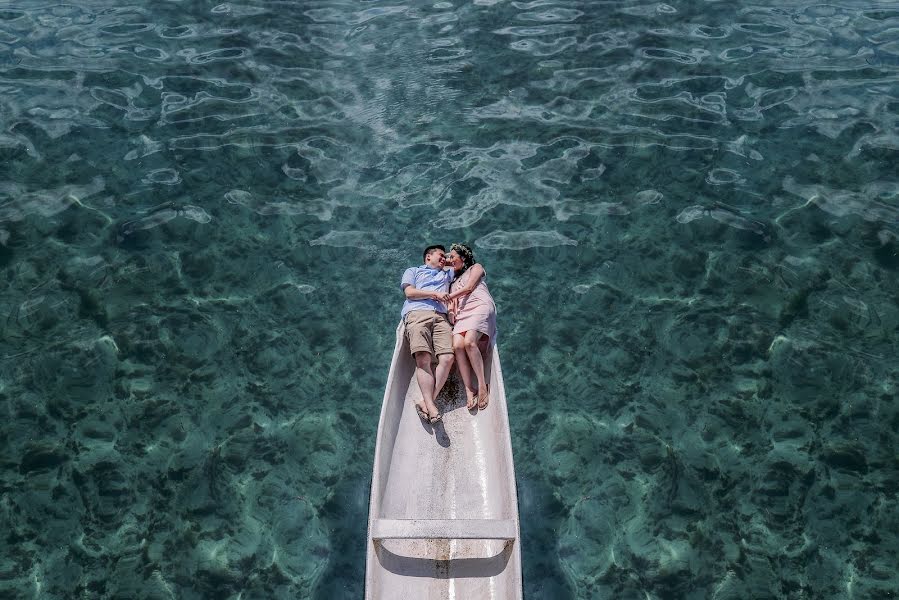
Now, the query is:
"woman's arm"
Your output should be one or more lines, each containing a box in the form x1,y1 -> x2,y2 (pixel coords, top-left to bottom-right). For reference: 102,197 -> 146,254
447,264 -> 484,301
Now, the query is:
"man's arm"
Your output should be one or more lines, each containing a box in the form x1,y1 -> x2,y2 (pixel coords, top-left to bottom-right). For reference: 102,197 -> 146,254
404,285 -> 449,303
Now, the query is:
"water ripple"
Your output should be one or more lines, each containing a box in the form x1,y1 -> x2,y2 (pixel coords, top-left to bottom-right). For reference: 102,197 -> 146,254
476,229 -> 578,249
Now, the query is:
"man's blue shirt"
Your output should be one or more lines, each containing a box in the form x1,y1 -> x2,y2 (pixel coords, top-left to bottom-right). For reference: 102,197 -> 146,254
400,265 -> 455,318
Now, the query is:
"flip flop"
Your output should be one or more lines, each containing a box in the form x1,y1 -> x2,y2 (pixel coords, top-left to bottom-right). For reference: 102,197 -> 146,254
429,413 -> 443,425
415,404 -> 429,422
477,386 -> 490,411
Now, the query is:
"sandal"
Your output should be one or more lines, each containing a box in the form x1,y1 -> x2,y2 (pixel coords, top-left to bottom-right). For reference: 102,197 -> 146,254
477,385 -> 490,411
429,413 -> 443,425
415,404 -> 429,422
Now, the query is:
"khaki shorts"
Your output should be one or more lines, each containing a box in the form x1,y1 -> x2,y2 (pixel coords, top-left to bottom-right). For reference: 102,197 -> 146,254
404,310 -> 453,357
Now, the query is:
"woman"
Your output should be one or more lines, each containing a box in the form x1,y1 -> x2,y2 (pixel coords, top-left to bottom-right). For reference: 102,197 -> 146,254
446,243 -> 497,411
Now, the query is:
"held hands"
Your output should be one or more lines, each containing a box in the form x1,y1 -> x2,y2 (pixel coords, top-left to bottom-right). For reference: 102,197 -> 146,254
432,291 -> 450,303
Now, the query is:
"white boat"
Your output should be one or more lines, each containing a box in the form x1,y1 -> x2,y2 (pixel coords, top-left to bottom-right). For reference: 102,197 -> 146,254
365,323 -> 522,599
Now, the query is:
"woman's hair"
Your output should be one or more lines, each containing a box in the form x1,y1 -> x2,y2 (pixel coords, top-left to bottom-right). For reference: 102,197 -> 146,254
451,243 -> 475,271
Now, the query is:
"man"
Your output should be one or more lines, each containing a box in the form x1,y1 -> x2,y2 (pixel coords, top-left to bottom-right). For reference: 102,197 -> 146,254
400,244 -> 455,425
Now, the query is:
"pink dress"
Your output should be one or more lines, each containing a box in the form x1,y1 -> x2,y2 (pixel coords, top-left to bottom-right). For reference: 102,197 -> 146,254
450,267 -> 497,340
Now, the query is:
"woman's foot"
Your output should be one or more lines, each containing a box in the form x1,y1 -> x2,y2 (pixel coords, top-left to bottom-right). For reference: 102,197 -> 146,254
415,404 -> 430,422
477,384 -> 490,410
466,390 -> 478,411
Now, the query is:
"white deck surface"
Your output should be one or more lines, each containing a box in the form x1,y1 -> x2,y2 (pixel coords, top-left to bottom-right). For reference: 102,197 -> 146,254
365,325 -> 522,600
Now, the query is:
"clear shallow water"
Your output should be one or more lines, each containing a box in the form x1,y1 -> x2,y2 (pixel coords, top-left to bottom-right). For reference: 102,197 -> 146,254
1,0 -> 898,597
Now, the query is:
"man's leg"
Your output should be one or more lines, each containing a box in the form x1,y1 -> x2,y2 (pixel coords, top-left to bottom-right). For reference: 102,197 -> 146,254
406,312 -> 441,420
434,353 -> 454,402
413,351 -> 440,419
432,315 -> 455,404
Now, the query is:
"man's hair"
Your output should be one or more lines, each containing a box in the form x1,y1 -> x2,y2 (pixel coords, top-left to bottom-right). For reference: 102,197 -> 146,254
423,244 -> 446,262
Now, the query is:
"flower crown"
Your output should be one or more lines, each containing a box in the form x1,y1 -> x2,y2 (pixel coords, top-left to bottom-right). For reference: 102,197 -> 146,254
451,243 -> 475,268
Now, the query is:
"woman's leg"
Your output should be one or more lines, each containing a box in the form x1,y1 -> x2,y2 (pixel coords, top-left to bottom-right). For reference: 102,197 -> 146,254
463,330 -> 489,409
453,333 -> 478,410
477,336 -> 490,357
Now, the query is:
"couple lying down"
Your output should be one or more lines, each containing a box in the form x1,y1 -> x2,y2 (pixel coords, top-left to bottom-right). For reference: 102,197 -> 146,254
400,243 -> 497,425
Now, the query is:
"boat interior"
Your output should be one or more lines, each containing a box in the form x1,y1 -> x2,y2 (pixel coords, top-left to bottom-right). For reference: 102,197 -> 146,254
365,325 -> 522,599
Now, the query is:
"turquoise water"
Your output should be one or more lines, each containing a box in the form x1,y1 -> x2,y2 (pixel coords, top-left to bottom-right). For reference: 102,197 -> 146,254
1,0 -> 898,597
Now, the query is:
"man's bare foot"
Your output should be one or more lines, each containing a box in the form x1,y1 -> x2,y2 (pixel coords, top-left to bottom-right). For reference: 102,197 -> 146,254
466,391 -> 478,411
477,385 -> 490,410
